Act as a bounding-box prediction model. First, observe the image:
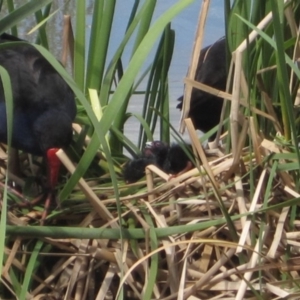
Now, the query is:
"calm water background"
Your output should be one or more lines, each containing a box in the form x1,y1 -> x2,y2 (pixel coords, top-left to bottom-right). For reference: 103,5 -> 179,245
1,0 -> 224,144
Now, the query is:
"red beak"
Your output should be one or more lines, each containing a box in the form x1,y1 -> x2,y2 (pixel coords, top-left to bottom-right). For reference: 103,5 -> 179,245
46,148 -> 61,190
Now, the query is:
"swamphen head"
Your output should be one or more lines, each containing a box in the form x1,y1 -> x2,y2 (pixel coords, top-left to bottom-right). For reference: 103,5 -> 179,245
177,38 -> 227,140
0,33 -> 76,190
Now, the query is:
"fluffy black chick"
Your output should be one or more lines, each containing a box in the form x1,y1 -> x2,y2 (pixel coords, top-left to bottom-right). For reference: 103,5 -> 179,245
162,143 -> 193,175
123,141 -> 168,183
123,141 -> 193,183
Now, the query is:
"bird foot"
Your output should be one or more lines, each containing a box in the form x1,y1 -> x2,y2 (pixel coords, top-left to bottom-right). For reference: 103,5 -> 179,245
40,191 -> 55,225
6,188 -> 57,225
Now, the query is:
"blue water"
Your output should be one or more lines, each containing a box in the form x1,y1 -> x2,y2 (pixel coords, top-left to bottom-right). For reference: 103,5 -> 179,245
117,1 -> 225,141
0,0 -> 224,143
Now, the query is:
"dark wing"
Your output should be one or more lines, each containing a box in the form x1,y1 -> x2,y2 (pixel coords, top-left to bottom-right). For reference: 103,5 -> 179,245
0,33 -> 76,119
177,38 -> 227,136
0,33 -> 76,154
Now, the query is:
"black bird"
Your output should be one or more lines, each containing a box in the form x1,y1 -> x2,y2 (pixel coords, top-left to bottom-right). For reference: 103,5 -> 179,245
0,33 -> 76,214
145,141 -> 193,177
123,141 -> 168,183
123,141 -> 193,183
161,143 -> 193,176
177,38 -> 227,140
123,157 -> 155,184
143,140 -> 169,170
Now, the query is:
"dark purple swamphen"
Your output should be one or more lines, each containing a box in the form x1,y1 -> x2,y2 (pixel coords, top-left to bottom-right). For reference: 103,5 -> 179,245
177,38 -> 227,140
0,33 -> 76,220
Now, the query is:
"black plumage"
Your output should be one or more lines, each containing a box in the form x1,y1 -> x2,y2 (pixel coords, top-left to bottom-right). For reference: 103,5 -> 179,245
162,143 -> 192,174
122,157 -> 154,184
0,33 -> 76,156
144,140 -> 169,169
123,141 -> 168,183
0,32 -> 76,200
123,141 -> 193,183
177,38 -> 227,139
0,33 -> 76,223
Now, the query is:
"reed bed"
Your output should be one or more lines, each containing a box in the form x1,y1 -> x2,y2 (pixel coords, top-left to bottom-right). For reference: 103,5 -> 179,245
1,0 -> 300,299
2,125 -> 300,299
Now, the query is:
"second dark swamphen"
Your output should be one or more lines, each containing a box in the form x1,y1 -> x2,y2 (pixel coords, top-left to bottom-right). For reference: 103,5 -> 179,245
0,33 -> 76,219
177,38 -> 227,140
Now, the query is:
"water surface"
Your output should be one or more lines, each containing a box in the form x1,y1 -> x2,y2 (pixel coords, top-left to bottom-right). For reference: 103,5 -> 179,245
0,1 -> 224,144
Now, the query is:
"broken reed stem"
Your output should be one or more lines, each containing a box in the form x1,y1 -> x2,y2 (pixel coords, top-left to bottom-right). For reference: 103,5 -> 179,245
179,0 -> 210,133
56,149 -> 117,227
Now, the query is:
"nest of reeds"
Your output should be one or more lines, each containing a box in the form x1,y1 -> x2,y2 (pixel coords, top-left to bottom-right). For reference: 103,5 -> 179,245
1,119 -> 300,299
